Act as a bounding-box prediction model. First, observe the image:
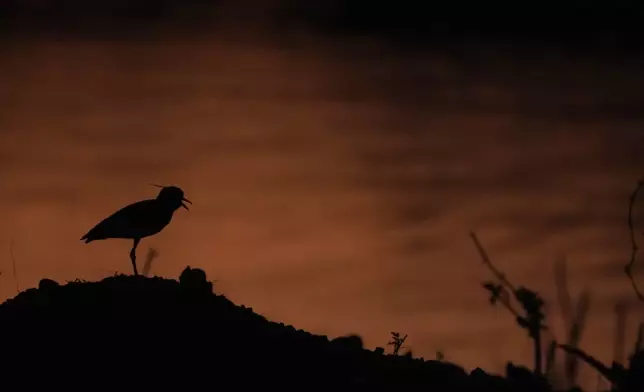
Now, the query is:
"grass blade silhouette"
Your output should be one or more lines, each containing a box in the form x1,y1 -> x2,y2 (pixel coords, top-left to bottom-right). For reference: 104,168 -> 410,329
142,248 -> 159,277
564,289 -> 590,388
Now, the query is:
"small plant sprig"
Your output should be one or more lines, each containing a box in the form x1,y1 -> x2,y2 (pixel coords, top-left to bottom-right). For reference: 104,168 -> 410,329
470,232 -> 548,376
388,332 -> 408,356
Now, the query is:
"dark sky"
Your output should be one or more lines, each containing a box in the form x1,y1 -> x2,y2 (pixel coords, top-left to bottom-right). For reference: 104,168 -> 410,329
2,0 -> 644,44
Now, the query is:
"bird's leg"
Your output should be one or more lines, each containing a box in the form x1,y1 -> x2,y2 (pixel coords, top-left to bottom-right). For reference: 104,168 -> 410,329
130,238 -> 140,276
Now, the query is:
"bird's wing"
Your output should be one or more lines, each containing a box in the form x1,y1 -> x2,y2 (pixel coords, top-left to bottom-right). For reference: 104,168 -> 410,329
81,200 -> 157,242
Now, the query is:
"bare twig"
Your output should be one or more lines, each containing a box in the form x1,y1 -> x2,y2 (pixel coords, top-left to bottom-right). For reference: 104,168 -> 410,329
470,232 -> 517,293
471,232 -> 526,320
10,240 -> 19,293
557,344 -> 615,384
625,179 -> 644,301
471,232 -> 525,319
470,231 -> 548,375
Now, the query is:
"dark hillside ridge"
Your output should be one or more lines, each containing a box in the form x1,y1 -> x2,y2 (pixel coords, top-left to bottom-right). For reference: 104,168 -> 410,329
0,266 -> 557,391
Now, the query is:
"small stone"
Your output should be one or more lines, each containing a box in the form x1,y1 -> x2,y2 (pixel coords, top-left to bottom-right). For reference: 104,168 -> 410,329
38,278 -> 59,290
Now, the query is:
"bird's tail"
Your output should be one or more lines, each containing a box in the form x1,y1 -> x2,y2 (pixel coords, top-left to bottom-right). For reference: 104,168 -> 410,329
81,224 -> 107,243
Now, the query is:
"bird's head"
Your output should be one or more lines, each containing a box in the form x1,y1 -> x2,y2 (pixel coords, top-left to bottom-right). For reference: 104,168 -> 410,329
151,184 -> 192,211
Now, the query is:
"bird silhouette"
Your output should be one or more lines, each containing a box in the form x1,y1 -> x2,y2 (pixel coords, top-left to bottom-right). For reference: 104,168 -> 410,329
81,184 -> 192,275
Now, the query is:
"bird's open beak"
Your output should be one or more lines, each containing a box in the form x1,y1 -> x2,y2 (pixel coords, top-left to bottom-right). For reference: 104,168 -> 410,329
181,197 -> 192,211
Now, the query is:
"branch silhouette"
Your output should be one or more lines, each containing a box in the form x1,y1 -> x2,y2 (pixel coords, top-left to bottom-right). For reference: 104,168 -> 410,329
625,179 -> 644,301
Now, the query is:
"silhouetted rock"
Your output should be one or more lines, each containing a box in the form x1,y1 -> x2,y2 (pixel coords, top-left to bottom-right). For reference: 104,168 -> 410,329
470,367 -> 511,391
0,268 -> 573,391
38,278 -> 59,290
330,334 -> 364,351
179,265 -> 213,294
506,362 -> 553,392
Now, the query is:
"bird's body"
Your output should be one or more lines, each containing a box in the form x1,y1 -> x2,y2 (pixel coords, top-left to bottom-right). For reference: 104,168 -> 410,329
81,199 -> 175,243
81,185 -> 191,275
